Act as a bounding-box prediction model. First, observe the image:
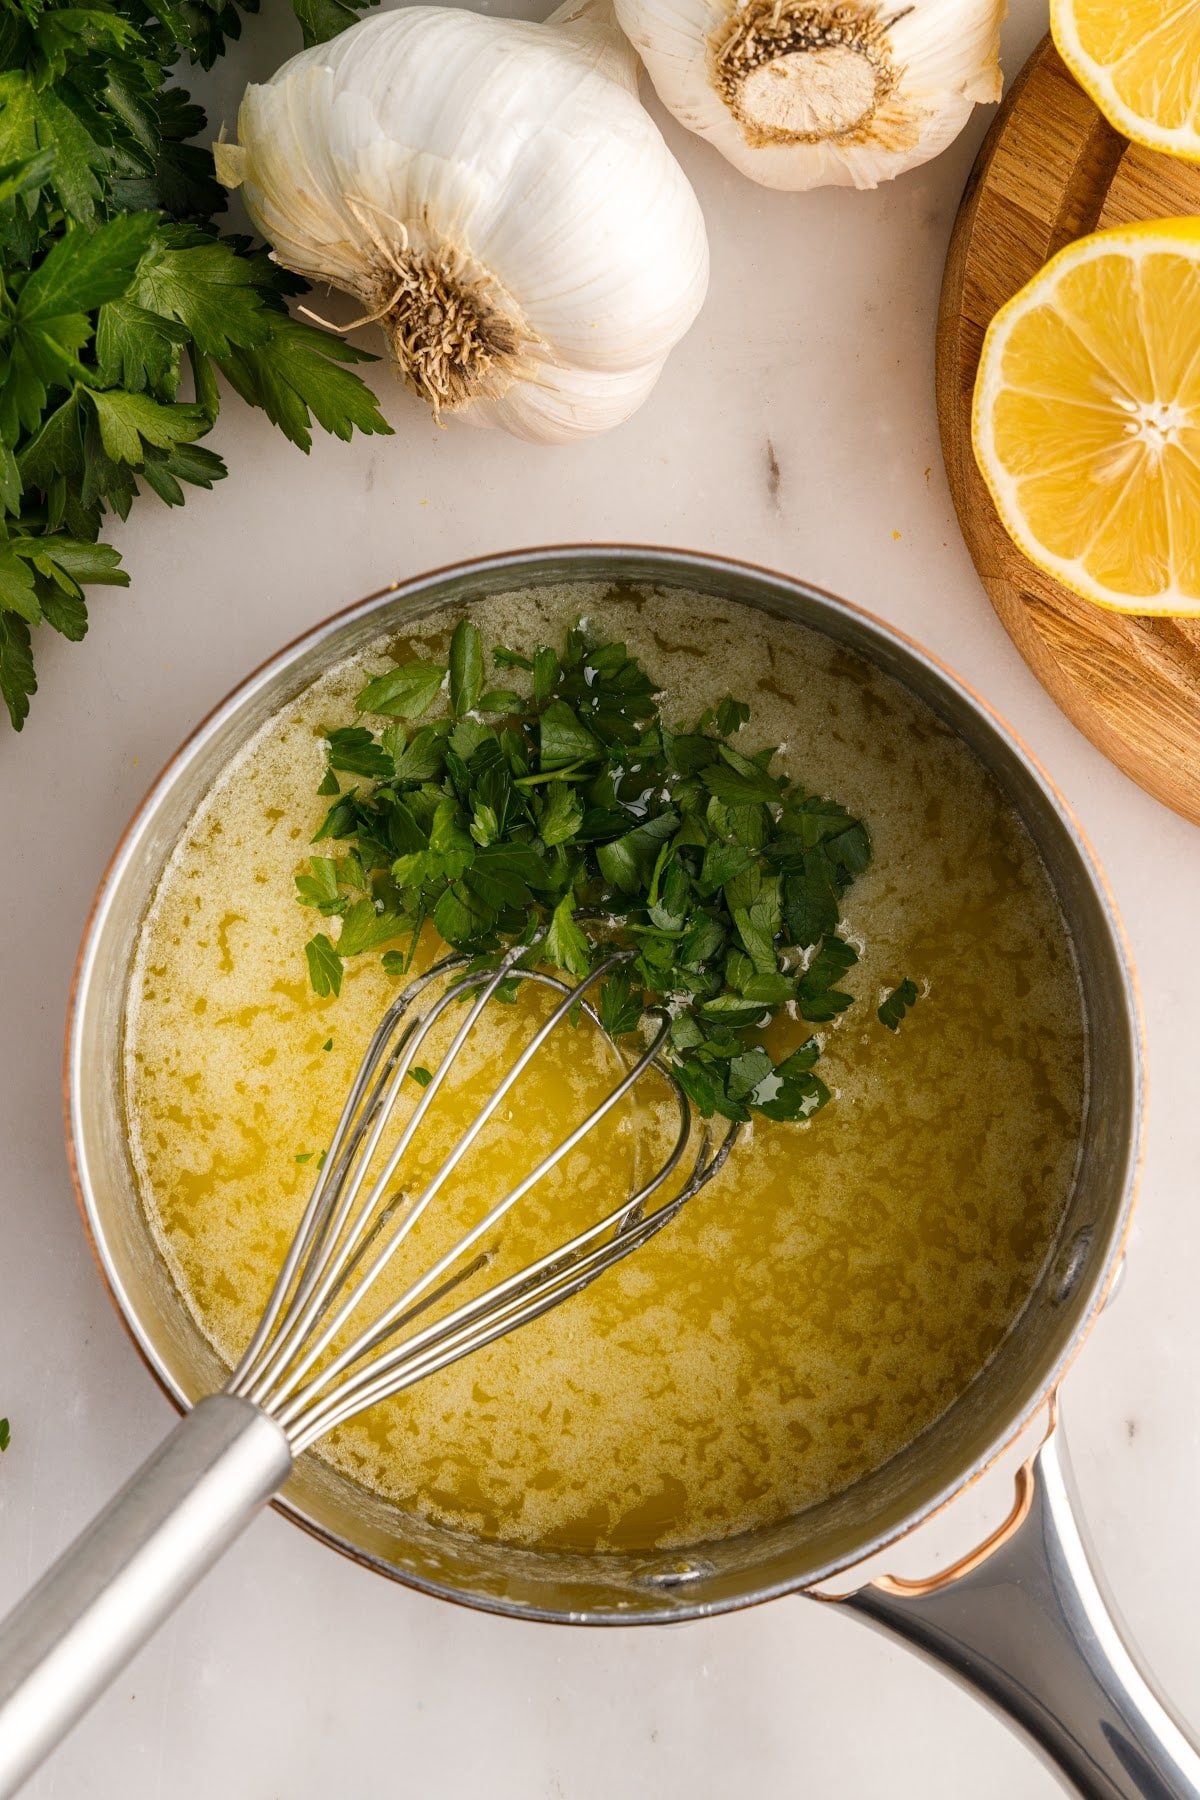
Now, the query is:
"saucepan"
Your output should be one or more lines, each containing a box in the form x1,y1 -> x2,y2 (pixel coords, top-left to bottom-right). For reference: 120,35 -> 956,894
35,548 -> 1200,1794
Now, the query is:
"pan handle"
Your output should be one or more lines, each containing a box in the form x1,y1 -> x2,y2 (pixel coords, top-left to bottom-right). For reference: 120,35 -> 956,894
842,1422 -> 1200,1799
0,1394 -> 293,1797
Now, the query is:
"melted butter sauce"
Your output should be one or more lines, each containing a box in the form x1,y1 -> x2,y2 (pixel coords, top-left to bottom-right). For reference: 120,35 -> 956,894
123,586 -> 1086,1553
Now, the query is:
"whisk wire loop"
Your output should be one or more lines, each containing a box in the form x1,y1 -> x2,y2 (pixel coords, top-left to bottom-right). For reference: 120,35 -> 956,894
279,1000 -> 685,1440
287,1139 -> 732,1451
230,952 -> 471,1388
227,939 -> 736,1450
266,948 -> 650,1416
238,946 -> 537,1409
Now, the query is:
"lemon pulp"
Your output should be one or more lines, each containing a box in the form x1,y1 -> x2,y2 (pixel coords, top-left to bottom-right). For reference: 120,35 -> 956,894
123,585 -> 1086,1553
1053,0 -> 1200,160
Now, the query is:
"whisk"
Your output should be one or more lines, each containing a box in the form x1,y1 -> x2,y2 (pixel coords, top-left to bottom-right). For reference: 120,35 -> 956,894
0,937 -> 733,1796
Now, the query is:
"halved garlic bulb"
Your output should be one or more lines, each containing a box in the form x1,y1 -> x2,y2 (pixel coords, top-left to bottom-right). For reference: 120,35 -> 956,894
612,0 -> 1005,190
216,3 -> 708,442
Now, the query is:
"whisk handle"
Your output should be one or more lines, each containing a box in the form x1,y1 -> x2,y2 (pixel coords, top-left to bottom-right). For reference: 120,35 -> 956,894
0,1394 -> 292,1796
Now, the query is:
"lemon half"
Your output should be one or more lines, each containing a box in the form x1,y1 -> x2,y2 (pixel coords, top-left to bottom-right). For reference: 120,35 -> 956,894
1052,0 -> 1200,162
972,218 -> 1200,617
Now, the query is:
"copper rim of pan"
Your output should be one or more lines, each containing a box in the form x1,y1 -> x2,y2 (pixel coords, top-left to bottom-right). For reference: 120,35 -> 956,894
61,543 -> 1146,1619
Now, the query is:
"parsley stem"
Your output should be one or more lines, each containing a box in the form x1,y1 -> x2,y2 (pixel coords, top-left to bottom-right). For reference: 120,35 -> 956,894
513,762 -> 593,787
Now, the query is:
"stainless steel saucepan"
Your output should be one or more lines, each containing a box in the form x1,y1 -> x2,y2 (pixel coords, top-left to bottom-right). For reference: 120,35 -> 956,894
54,547 -> 1199,1798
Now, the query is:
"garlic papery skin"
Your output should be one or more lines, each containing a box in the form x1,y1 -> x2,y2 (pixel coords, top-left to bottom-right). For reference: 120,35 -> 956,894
610,0 -> 1004,191
216,2 -> 709,443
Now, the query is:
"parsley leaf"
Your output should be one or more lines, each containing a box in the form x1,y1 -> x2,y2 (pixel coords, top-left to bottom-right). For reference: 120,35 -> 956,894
356,660 -> 445,719
0,612 -> 36,727
599,965 -> 643,1037
335,899 -> 408,957
702,746 -> 783,806
755,1044 -> 831,1122
715,695 -> 750,736
477,688 -> 521,714
596,811 -> 679,895
324,725 -> 392,780
539,699 -> 603,771
697,840 -> 753,897
449,617 -> 483,718
129,235 -> 269,361
538,782 -> 583,847
304,933 -> 343,997
725,865 -> 782,974
89,391 -> 209,464
21,212 -> 158,327
780,849 -> 841,948
879,978 -> 920,1031
796,933 -> 858,1021
543,891 -> 591,977
217,311 -> 388,453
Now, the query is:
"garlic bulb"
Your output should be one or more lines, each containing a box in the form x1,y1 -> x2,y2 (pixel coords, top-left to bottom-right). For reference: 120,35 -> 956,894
610,0 -> 1004,190
216,2 -> 708,443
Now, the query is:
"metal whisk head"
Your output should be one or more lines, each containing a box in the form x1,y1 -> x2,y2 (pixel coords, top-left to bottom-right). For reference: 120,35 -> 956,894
226,939 -> 735,1454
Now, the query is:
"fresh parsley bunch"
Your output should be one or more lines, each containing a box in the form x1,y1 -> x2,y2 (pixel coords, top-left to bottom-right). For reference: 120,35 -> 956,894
0,0 -> 389,731
298,619 -> 890,1126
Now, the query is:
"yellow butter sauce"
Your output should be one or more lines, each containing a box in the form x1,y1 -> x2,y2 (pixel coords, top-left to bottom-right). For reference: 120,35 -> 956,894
123,585 -> 1085,1553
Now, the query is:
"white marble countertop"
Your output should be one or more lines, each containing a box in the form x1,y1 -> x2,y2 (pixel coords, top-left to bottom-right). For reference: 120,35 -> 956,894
3,0 -> 1199,1792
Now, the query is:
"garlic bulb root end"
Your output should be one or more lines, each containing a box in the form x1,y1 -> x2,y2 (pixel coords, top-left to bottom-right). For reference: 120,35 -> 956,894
615,0 -> 1004,190
378,248 -> 531,419
710,2 -> 911,147
334,191 -> 533,417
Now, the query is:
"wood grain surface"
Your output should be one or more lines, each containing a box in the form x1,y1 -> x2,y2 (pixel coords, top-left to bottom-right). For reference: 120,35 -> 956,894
937,34 -> 1200,824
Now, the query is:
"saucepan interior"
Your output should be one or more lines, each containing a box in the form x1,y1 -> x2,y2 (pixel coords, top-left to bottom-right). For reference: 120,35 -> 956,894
66,548 -> 1140,1624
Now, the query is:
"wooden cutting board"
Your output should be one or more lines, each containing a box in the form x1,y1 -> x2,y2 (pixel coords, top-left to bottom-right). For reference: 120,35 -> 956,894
937,34 -> 1200,825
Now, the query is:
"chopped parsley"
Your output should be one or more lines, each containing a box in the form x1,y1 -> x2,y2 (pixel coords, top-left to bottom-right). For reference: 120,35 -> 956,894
298,619 -> 884,1125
